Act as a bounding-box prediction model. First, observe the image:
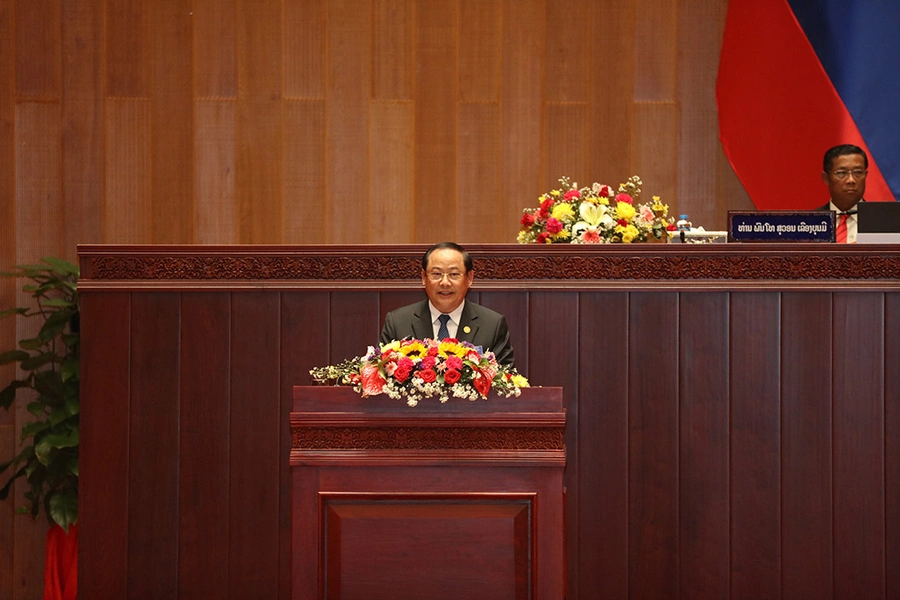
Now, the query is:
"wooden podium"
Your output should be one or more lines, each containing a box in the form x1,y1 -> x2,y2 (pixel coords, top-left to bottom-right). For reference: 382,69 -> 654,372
290,386 -> 566,600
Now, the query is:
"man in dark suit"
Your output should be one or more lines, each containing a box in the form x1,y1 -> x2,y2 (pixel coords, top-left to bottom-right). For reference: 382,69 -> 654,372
817,144 -> 868,243
380,242 -> 516,367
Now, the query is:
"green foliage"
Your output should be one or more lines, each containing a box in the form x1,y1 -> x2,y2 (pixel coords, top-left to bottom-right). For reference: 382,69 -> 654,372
0,257 -> 79,531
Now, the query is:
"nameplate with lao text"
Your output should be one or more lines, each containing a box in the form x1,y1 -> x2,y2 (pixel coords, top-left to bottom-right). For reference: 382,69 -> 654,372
728,211 -> 835,243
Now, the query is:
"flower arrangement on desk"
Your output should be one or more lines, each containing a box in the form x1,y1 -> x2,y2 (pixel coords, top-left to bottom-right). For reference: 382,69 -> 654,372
517,175 -> 676,244
309,338 -> 529,407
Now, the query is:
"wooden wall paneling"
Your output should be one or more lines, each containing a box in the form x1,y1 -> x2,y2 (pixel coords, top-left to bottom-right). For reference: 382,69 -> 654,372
457,104 -> 501,243
14,0 -> 60,97
676,0 -> 727,231
284,0 -> 325,99
105,98 -> 152,243
526,290 -> 578,595
178,292 -> 232,599
633,102 -> 678,210
326,0 -> 372,243
729,292 -> 782,599
61,0 -> 104,253
586,1 -> 634,184
545,104 -> 589,193
477,290 -> 529,377
678,292 -> 730,597
886,293 -> 900,599
194,100 -> 237,243
236,0 -> 283,244
459,0 -> 501,103
283,100 -> 325,244
414,0 -> 458,243
577,292 -> 629,599
127,293 -> 181,597
628,292 -> 679,598
79,292 -> 131,598
501,0 -> 545,243
229,292 -> 282,597
281,291 -> 330,597
16,103 -> 64,260
832,292 -> 886,598
192,0 -> 237,98
329,292 -> 381,362
373,0 -> 414,101
370,101 -> 415,243
633,0 -> 676,102
150,0 -> 194,243
780,292 -> 833,598
106,0 -> 147,97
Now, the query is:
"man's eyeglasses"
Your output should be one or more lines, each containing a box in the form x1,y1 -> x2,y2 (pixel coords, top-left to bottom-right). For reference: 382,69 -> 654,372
831,169 -> 867,180
426,271 -> 465,282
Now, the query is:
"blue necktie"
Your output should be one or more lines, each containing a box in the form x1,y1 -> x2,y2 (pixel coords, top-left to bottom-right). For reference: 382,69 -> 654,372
437,314 -> 451,340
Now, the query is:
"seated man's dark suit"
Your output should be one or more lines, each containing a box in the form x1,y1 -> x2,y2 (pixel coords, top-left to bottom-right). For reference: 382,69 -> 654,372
380,299 -> 515,368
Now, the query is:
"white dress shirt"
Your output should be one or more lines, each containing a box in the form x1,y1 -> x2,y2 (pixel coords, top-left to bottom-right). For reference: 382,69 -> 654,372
428,300 -> 465,339
829,200 -> 858,243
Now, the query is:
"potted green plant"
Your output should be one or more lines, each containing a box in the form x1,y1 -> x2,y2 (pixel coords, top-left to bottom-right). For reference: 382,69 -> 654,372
0,257 -> 79,599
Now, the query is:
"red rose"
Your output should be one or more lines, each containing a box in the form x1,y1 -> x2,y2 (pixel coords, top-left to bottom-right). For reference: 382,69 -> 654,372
597,184 -> 612,196
416,368 -> 437,383
540,198 -> 554,211
615,193 -> 633,204
443,369 -> 461,384
536,232 -> 550,244
520,213 -> 535,227
564,189 -> 581,200
394,365 -> 412,382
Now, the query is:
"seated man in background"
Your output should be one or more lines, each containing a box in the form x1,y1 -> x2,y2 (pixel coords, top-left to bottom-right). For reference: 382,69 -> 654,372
818,144 -> 868,243
380,242 -> 516,368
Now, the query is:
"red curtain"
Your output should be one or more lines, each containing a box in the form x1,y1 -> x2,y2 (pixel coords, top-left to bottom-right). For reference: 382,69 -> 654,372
44,524 -> 77,600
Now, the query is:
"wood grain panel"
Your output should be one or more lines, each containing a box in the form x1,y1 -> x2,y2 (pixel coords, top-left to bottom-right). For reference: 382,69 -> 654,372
545,103 -> 588,190
283,100 -> 325,244
16,103 -> 64,260
14,0 -> 60,97
106,0 -> 147,97
373,0 -> 414,100
326,0 -> 372,243
679,293 -> 730,597
578,292 -> 629,599
284,0 -> 325,99
781,292 -> 833,598
676,0 -> 729,231
545,0 -> 587,103
78,292 -> 131,598
236,100 -> 283,243
886,294 -> 900,599
526,291 -> 578,595
634,0 -> 676,102
62,0 -> 103,252
459,0 -> 501,102
229,292 -> 281,597
105,98 -> 151,243
458,103 -> 501,243
832,292 -> 885,598
330,292 -> 381,362
370,101 -> 414,243
178,293 -> 231,599
477,291 -> 528,375
629,292 -> 679,599
150,0 -> 194,243
192,0 -> 237,98
194,100 -> 236,243
501,0 -> 545,242
730,292 -> 782,599
586,1 -> 633,183
633,102 -> 677,210
128,293 -> 180,597
414,0 -> 457,243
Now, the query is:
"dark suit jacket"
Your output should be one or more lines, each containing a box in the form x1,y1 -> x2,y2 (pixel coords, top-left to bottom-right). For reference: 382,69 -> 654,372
379,299 -> 516,368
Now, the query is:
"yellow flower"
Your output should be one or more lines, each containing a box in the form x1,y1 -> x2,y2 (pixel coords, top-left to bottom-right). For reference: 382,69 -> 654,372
439,340 -> 468,358
598,197 -> 609,205
551,228 -> 571,241
511,374 -> 530,388
382,340 -> 400,353
551,202 -> 575,222
399,340 -> 427,357
621,224 -> 639,243
550,189 -> 562,197
616,201 -> 636,221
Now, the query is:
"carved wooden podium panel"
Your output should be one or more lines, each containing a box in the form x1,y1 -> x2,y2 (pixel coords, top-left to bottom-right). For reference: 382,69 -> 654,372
290,387 -> 566,600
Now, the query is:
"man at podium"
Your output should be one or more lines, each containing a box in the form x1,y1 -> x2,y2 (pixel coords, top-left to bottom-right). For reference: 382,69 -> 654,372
379,241 -> 516,367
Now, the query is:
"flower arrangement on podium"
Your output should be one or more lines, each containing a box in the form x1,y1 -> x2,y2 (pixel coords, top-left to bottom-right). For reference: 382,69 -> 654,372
517,175 -> 675,243
310,338 -> 529,407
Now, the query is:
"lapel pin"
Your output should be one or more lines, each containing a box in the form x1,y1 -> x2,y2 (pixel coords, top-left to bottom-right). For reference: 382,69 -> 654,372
463,326 -> 471,334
